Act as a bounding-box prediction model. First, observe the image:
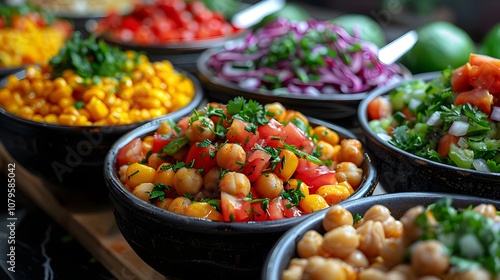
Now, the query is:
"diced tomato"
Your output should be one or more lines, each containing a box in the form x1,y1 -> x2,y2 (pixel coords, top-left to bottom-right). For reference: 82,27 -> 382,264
121,16 -> 142,31
258,118 -> 283,138
295,165 -> 337,194
250,200 -> 269,221
282,199 -> 302,218
184,142 -> 217,175
152,132 -> 173,153
469,53 -> 500,68
295,158 -> 320,174
117,138 -> 145,166
281,122 -> 307,148
220,192 -> 251,222
267,197 -> 285,220
367,96 -> 393,120
468,62 -> 500,95
451,63 -> 473,93
226,118 -> 259,150
455,88 -> 494,115
242,150 -> 271,182
437,133 -> 461,158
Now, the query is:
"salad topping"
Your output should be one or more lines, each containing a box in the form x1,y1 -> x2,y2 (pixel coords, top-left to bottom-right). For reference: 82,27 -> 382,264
206,18 -> 404,95
368,53 -> 500,173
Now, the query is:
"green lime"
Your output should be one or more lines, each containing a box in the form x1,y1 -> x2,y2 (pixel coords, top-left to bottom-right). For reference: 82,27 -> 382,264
479,23 -> 500,58
255,3 -> 311,29
401,21 -> 475,74
331,14 -> 386,47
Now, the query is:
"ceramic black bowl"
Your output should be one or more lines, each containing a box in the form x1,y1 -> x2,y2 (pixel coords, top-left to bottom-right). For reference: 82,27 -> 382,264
104,117 -> 378,280
0,69 -> 204,190
196,48 -> 412,121
262,192 -> 500,279
357,72 -> 500,198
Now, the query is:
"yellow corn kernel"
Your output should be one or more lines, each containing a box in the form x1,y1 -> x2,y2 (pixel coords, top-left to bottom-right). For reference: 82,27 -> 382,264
18,79 -> 32,94
126,162 -> 156,189
149,108 -> 163,118
48,86 -> 72,103
167,196 -> 192,215
314,126 -> 340,146
25,65 -> 41,80
38,103 -> 50,115
58,97 -> 75,109
299,194 -> 329,214
12,93 -> 24,106
32,114 -> 44,122
58,114 -> 77,125
139,109 -> 151,121
31,79 -> 45,96
142,135 -> 154,153
5,75 -> 19,91
0,88 -> 12,103
315,184 -> 352,206
275,149 -> 299,181
103,93 -> 117,107
137,97 -> 161,109
285,179 -> 310,197
52,77 -> 68,89
77,108 -> 90,119
4,103 -> 19,113
44,113 -> 58,124
74,115 -> 91,126
119,76 -> 133,88
86,96 -> 109,121
82,87 -> 106,102
153,60 -> 173,74
316,140 -> 335,161
284,110 -> 309,125
62,106 -> 80,116
331,145 -> 341,163
265,102 -> 287,122
18,106 -> 35,119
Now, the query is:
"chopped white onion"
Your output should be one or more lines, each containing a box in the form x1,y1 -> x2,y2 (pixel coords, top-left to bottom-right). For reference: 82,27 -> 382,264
473,158 -> 491,172
457,137 -> 468,148
449,121 -> 469,136
426,111 -> 442,126
377,133 -> 392,142
408,98 -> 422,112
491,106 -> 500,121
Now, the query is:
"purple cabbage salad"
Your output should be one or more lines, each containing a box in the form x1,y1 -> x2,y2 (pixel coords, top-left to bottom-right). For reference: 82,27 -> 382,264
206,18 -> 405,95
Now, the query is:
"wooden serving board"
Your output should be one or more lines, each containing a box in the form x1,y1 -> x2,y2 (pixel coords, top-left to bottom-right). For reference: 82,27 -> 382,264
0,142 -> 167,280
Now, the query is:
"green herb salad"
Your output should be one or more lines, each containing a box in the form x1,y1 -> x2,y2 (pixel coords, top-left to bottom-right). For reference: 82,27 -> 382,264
367,54 -> 500,173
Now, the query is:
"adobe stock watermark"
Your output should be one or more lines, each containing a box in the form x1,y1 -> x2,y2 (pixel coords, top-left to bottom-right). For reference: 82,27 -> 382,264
370,0 -> 406,28
6,163 -> 17,273
50,127 -> 113,183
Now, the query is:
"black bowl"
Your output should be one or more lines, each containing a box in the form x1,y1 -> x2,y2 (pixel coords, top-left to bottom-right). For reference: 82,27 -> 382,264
104,117 -> 378,280
0,69 -> 204,191
196,48 -> 412,121
357,72 -> 500,198
87,19 -> 248,74
262,192 -> 500,279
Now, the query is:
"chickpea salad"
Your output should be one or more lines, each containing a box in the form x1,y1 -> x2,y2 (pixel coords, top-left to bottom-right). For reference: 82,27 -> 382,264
116,97 -> 366,222
283,198 -> 500,279
368,54 -> 500,173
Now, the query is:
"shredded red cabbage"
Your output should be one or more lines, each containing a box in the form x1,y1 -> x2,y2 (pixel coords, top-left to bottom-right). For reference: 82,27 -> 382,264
206,18 -> 404,95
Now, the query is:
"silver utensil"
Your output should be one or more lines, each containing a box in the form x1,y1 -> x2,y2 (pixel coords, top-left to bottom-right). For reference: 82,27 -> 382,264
231,0 -> 285,29
378,30 -> 418,65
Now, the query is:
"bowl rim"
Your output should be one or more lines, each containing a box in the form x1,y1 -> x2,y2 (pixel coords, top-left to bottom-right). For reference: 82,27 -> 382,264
262,192 -> 500,279
104,115 -> 378,234
0,68 -> 205,133
196,47 -> 413,104
357,71 -> 500,178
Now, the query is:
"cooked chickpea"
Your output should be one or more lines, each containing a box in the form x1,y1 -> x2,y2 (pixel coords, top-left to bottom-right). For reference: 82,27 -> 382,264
400,206 -> 425,243
410,240 -> 449,276
472,204 -> 497,220
132,182 -> 155,202
216,143 -> 246,171
337,139 -> 365,167
344,250 -> 369,269
321,225 -> 360,258
303,256 -> 347,280
167,196 -> 192,215
380,237 -> 406,268
335,161 -> 363,189
173,167 -> 203,196
185,116 -> 216,142
219,171 -> 251,197
202,167 -> 221,194
316,140 -> 335,161
359,268 -> 387,280
296,230 -> 324,258
255,172 -> 284,199
322,205 -> 354,232
356,220 -> 385,259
